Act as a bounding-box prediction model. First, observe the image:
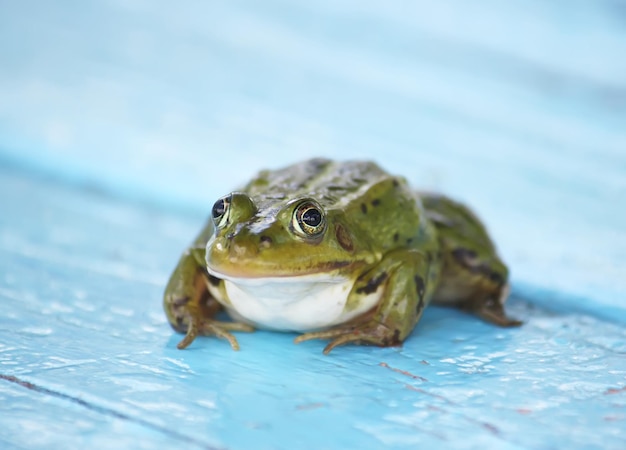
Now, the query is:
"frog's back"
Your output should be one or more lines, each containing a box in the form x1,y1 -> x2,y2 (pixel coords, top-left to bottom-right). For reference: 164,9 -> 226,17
243,158 -> 391,209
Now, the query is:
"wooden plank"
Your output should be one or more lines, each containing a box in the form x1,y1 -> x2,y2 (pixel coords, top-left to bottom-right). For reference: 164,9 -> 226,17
1,166 -> 625,449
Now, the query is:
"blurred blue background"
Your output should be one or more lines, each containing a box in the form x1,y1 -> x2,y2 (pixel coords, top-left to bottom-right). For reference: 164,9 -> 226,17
1,1 -> 625,449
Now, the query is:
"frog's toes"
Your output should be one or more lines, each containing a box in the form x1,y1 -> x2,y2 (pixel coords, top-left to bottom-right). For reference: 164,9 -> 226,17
294,328 -> 351,345
482,310 -> 523,327
295,323 -> 401,355
472,298 -> 522,328
205,324 -> 241,351
176,318 -> 254,351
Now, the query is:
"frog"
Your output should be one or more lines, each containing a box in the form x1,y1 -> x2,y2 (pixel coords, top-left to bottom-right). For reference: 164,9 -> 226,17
163,158 -> 520,355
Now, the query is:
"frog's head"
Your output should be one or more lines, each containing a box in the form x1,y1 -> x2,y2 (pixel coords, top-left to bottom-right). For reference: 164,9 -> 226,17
205,192 -> 374,280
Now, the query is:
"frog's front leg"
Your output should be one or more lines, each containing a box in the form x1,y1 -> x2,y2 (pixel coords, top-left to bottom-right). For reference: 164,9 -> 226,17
295,249 -> 439,354
163,246 -> 254,351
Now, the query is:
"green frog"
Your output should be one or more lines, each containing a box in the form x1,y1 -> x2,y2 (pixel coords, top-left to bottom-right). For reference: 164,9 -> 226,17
164,158 -> 520,354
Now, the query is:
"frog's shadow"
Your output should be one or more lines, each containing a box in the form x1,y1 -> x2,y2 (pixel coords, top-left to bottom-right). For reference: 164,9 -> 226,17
164,295 -> 551,355
414,290 -> 603,347
407,294 -> 540,350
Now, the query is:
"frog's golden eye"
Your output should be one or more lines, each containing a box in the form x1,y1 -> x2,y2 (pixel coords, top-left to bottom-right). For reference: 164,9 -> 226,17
292,201 -> 326,238
212,195 -> 231,228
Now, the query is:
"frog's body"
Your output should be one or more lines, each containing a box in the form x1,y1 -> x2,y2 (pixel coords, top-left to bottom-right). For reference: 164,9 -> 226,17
164,159 -> 520,354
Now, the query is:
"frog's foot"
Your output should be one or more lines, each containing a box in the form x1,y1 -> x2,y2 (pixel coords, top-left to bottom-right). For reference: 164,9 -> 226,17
295,322 -> 401,355
177,317 -> 255,351
470,297 -> 522,328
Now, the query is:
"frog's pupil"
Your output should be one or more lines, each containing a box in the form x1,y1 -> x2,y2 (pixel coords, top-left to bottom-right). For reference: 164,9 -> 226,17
302,208 -> 322,227
212,199 -> 225,218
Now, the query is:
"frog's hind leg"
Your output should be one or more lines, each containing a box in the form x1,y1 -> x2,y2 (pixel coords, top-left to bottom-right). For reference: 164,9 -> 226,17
420,193 -> 521,328
430,249 -> 522,327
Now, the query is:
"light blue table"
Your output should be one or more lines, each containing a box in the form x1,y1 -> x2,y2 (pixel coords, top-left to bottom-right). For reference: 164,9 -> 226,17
1,1 -> 625,449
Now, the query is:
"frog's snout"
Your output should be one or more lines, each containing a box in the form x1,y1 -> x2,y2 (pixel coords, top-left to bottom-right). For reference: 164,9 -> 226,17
207,227 -> 282,278
219,226 -> 274,260
230,240 -> 260,259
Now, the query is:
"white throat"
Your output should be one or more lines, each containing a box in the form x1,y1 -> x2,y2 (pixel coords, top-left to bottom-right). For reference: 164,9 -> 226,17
206,269 -> 380,332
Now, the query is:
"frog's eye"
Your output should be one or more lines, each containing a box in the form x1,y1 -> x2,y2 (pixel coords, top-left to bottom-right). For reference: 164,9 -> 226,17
292,201 -> 326,238
212,195 -> 231,228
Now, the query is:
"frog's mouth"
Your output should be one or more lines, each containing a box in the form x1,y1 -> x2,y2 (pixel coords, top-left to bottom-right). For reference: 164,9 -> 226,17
206,266 -> 351,286
206,266 -> 378,332
206,259 -> 359,280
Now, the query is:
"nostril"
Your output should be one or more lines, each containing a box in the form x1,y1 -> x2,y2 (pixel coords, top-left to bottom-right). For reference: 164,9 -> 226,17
259,235 -> 272,247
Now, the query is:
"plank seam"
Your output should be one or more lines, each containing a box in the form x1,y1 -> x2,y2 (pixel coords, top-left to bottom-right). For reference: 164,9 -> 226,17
0,374 -> 219,450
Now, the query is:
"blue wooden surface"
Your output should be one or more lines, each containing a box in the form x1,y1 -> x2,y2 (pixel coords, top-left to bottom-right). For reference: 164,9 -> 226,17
1,1 -> 625,449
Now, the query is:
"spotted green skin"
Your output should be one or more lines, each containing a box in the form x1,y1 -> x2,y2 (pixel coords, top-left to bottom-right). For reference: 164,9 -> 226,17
164,159 -> 520,354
